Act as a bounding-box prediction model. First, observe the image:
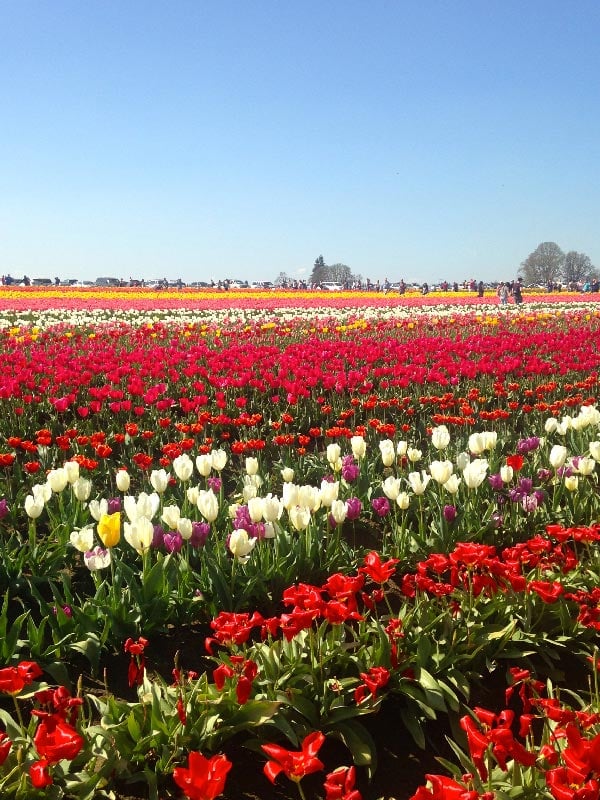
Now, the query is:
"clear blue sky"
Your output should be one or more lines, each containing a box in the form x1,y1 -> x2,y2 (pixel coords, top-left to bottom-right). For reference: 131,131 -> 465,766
2,1 -> 599,285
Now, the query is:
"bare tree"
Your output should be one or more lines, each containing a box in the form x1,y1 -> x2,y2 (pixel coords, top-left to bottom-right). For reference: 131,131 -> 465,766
563,251 -> 598,285
519,242 -> 565,286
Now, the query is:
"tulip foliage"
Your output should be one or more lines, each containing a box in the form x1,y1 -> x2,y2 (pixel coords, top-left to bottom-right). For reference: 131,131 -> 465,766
0,293 -> 600,798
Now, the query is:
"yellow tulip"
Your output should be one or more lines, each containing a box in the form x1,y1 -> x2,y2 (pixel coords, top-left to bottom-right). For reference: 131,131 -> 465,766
97,512 -> 121,548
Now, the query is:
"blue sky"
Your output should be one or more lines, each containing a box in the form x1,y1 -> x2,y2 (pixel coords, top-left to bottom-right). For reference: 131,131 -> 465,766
1,1 -> 599,285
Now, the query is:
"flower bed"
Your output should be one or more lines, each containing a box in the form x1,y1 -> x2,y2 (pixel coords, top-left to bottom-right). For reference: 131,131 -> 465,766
1,293 -> 600,799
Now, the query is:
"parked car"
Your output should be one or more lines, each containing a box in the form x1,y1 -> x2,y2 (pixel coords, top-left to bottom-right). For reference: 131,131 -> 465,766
95,277 -> 122,286
321,281 -> 343,291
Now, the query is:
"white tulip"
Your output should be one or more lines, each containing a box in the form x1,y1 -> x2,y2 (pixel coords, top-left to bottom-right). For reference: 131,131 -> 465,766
228,529 -> 256,561
25,495 -> 44,518
210,449 -> 228,471
196,454 -> 212,477
116,470 -> 131,492
500,465 -> 514,483
396,491 -> 410,510
89,498 -> 108,521
64,460 -> 80,484
47,467 -> 69,493
173,454 -> 194,482
330,499 -> 348,524
468,433 -> 486,455
462,459 -> 489,489
443,475 -> 461,494
247,496 -> 265,523
150,469 -> 170,494
379,439 -> 396,467
298,484 -> 321,512
429,460 -> 453,485
456,452 -> 471,472
549,445 -> 568,470
545,417 -> 559,434
589,442 -> 600,461
578,405 -> 600,427
245,457 -> 259,476
72,477 -> 92,502
124,518 -> 154,554
124,492 -> 160,523
289,505 -> 312,531
186,485 -> 199,505
564,475 -> 579,492
407,448 -> 422,463
350,435 -> 366,459
282,482 -> 299,510
281,467 -> 295,483
327,443 -> 341,465
482,431 -> 498,451
408,470 -> 431,495
382,476 -> 402,501
197,489 -> 219,522
431,425 -> 450,450
177,517 -> 193,540
161,504 -> 181,529
70,527 -> 95,552
396,441 -> 408,456
576,457 -> 596,476
262,494 -> 283,522
319,480 -> 339,507
32,482 -> 52,503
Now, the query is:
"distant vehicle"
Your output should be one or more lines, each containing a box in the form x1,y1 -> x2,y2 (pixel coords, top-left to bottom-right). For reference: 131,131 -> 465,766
95,277 -> 122,286
188,281 -> 211,288
32,278 -> 53,286
227,279 -> 248,289
321,281 -> 343,291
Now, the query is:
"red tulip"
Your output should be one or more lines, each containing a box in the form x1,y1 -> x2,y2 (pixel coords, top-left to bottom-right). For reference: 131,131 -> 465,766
262,731 -> 325,784
173,751 -> 232,800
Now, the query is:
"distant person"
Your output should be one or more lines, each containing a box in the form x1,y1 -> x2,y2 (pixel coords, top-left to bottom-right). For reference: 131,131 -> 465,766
23,275 -> 31,286
55,276 -> 60,286
477,280 -> 484,297
513,281 -> 523,304
421,282 -> 429,295
497,282 -> 509,305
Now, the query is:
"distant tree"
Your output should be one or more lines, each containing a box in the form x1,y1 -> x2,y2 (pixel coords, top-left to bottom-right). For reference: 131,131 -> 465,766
310,255 -> 327,286
562,250 -> 598,285
327,263 -> 353,285
274,271 -> 290,287
519,242 -> 565,286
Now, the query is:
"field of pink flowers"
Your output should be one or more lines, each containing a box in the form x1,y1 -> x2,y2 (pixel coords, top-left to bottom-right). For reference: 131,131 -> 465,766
1,289 -> 600,800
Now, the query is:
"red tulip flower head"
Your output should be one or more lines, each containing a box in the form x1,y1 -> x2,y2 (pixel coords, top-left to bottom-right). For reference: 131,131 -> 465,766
173,751 -> 232,800
262,731 -> 325,784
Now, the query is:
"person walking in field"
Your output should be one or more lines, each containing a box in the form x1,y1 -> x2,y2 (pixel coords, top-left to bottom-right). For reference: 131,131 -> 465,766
497,282 -> 509,305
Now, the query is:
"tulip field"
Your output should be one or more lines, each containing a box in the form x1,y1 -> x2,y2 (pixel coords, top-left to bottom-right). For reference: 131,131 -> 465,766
2,285 -> 600,800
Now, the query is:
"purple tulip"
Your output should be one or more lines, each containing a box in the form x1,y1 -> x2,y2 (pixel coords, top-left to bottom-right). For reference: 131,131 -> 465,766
190,521 -> 210,548
371,496 -> 390,518
0,498 -> 8,519
163,531 -> 183,553
345,497 -> 362,521
443,504 -> 457,523
107,496 -> 121,514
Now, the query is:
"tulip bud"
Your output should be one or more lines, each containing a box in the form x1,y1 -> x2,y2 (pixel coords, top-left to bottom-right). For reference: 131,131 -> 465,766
544,417 -> 559,434
431,425 -> 450,450
500,465 -> 514,483
429,460 -> 453,485
150,469 -> 170,494
63,460 -> 80,484
177,517 -> 193,540
407,448 -> 422,463
396,440 -> 408,456
72,477 -> 92,502
97,512 -> 121,548
25,495 -> 44,518
443,475 -> 461,494
549,445 -> 568,470
396,491 -> 410,510
379,439 -> 396,467
196,454 -> 212,477
47,467 -> 69,493
245,457 -> 259,476
281,467 -> 295,483
330,499 -> 347,525
161,504 -> 181,530
564,475 -> 579,492
382,476 -> 402,501
211,449 -> 228,471
197,489 -> 219,522
116,469 -> 131,492
229,529 -> 256,561
327,443 -> 341,465
172,454 -> 194,482
289,505 -> 312,531
247,496 -> 264,523
350,435 -> 366,460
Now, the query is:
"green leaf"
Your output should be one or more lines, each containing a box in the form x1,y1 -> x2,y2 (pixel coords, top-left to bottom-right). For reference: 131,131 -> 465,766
331,720 -> 378,773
